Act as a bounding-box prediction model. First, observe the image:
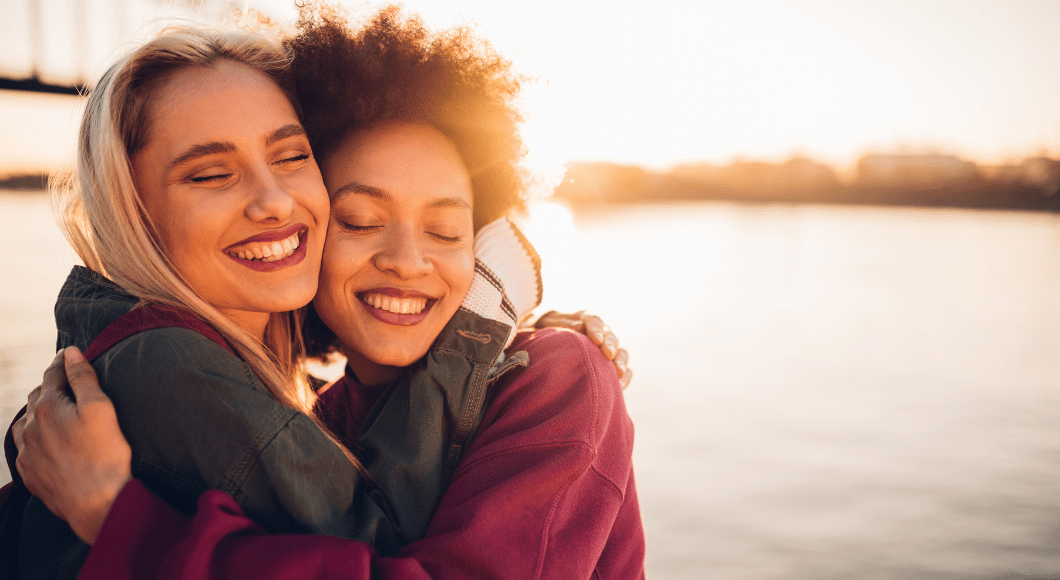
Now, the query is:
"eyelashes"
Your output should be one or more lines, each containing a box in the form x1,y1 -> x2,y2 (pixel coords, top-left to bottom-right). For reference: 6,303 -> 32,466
337,222 -> 464,244
188,172 -> 232,184
340,223 -> 381,233
183,150 -> 311,184
429,233 -> 463,243
276,153 -> 310,166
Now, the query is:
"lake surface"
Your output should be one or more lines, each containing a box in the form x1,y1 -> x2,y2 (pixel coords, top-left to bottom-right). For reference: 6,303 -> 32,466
2,191 -> 1059,579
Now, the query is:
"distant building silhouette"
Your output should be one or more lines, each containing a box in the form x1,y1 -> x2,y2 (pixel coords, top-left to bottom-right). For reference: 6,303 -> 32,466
0,0 -> 232,94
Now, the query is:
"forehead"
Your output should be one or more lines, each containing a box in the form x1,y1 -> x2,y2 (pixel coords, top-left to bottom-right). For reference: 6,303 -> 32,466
142,60 -> 298,152
322,121 -> 473,208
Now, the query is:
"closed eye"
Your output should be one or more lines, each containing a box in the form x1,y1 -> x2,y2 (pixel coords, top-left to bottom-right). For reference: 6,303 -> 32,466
189,173 -> 232,184
276,153 -> 310,166
429,232 -> 463,243
340,222 -> 382,233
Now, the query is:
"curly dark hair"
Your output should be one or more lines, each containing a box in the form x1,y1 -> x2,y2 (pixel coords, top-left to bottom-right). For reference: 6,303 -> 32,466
288,4 -> 530,360
287,3 -> 529,230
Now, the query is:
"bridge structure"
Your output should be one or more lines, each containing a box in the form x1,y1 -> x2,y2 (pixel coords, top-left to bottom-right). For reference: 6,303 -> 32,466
0,0 -> 245,95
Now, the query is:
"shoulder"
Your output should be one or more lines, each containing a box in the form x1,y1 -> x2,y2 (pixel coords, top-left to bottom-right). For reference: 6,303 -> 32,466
89,326 -> 312,504
484,328 -> 630,450
95,326 -> 258,399
508,326 -> 622,403
92,326 -> 296,463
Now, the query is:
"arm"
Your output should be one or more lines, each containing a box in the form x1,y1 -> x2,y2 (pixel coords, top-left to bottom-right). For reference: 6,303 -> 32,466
13,330 -> 399,580
87,329 -> 394,541
18,331 -> 644,579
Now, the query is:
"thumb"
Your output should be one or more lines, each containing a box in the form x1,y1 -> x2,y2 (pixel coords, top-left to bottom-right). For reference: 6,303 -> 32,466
63,347 -> 107,405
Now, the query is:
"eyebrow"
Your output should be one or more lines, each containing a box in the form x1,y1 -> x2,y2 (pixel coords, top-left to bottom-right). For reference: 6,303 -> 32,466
166,124 -> 308,173
265,124 -> 308,146
331,181 -> 471,211
167,141 -> 235,173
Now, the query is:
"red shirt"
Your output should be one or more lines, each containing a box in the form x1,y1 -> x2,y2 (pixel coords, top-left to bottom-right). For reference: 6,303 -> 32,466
81,328 -> 646,579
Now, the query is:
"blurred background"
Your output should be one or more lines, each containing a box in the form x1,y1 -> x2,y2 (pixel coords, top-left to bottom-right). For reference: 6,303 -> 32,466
2,1 -> 1060,578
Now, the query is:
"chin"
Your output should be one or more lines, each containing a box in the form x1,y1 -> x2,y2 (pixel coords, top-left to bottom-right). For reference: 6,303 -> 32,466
366,343 -> 431,368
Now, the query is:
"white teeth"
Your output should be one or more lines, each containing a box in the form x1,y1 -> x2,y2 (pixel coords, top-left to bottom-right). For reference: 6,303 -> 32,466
227,231 -> 301,262
360,293 -> 429,315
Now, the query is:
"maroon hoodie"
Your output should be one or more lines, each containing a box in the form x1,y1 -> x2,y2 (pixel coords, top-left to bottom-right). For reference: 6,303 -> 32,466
79,328 -> 646,579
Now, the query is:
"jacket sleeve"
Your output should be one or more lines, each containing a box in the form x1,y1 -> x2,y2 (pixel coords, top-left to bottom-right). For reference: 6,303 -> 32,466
80,329 -> 645,580
84,328 -> 397,543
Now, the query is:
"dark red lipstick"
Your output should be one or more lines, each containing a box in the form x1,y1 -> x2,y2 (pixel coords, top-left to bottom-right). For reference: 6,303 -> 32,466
225,224 -> 309,272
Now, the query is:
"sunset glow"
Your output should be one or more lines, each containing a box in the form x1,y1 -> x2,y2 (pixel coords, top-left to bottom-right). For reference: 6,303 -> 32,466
263,0 -> 1060,172
4,0 -> 1060,174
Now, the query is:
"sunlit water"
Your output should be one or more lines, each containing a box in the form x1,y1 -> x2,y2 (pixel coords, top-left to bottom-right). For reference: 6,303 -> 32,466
2,191 -> 1059,579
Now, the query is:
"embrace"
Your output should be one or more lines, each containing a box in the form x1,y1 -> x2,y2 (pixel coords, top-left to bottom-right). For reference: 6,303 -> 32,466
2,4 -> 644,579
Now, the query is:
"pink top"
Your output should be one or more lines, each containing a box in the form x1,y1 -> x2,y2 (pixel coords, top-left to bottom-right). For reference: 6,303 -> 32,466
80,328 -> 645,579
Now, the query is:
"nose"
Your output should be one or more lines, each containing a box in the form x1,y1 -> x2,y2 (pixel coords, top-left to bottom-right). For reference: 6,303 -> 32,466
245,168 -> 295,223
373,226 -> 434,280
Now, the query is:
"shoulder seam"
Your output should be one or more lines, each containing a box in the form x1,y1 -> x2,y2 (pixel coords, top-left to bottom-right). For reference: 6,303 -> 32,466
589,464 -> 625,499
573,332 -> 601,451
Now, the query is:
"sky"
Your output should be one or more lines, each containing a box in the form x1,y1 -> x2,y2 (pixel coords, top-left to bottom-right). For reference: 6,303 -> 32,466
3,0 -> 1060,174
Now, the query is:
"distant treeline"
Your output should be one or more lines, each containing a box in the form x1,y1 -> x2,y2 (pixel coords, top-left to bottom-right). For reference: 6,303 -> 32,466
554,154 -> 1060,212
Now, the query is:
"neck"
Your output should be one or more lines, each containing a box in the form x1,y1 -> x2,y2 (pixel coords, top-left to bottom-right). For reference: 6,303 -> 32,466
218,308 -> 271,341
341,347 -> 403,387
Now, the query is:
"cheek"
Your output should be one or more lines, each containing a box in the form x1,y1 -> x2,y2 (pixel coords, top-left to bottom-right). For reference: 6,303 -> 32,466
451,248 -> 475,297
299,178 -> 331,227
151,203 -> 198,261
318,236 -> 367,297
458,251 -> 473,272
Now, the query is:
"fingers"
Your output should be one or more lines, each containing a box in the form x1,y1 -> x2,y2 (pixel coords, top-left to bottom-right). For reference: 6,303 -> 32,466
533,311 -> 629,384
11,407 -> 26,454
613,348 -> 629,377
26,385 -> 41,411
533,310 -> 580,332
64,347 -> 108,405
601,329 -> 621,360
581,313 -> 606,346
611,347 -> 632,389
40,349 -> 67,397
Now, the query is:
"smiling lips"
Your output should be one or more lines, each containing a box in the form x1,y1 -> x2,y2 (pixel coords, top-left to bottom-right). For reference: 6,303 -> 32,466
360,292 -> 429,314
357,289 -> 437,325
224,224 -> 309,272
227,231 -> 301,262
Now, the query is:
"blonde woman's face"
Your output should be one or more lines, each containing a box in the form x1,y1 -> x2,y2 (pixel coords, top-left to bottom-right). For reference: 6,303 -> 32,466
131,60 -> 330,335
314,121 -> 475,386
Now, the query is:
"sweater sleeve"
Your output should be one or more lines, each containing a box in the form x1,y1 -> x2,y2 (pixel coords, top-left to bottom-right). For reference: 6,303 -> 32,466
81,329 -> 644,580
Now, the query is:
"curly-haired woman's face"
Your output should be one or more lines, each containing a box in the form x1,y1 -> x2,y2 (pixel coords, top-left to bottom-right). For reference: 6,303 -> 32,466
131,60 -> 330,337
314,121 -> 475,386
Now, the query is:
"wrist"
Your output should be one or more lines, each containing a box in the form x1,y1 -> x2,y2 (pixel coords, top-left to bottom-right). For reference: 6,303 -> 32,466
69,474 -> 131,545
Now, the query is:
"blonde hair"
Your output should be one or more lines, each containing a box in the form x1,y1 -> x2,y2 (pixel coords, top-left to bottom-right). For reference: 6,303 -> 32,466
53,27 -> 315,415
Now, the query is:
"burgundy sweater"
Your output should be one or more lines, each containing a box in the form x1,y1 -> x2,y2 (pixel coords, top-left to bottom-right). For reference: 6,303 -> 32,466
79,328 -> 646,579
